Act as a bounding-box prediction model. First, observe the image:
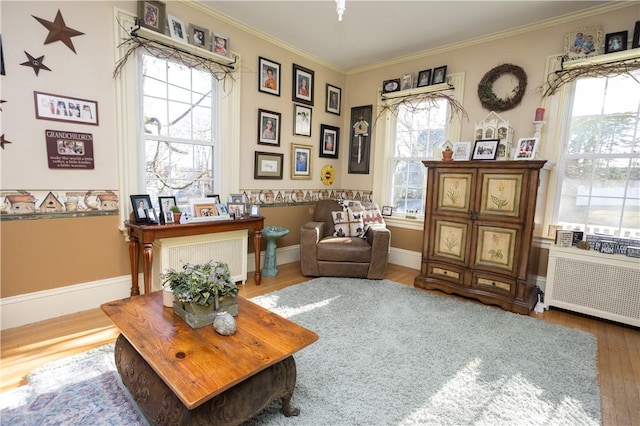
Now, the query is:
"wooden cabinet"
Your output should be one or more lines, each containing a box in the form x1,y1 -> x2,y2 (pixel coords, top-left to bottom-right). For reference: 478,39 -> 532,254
414,160 -> 546,314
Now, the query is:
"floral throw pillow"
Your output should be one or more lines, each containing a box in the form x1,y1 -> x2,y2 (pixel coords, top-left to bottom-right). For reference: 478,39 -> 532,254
331,208 -> 365,238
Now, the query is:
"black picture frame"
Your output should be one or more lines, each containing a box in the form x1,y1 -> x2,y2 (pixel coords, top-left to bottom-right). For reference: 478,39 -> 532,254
381,206 -> 393,216
432,65 -> 447,85
319,124 -> 339,159
382,79 -> 401,94
258,56 -> 280,96
472,139 -> 499,160
258,109 -> 281,146
417,69 -> 432,87
292,63 -> 314,106
605,31 -> 628,54
326,84 -> 341,115
131,194 -> 153,224
254,151 -> 283,179
348,105 -> 372,174
633,21 -> 640,49
206,194 -> 221,203
158,196 -> 177,224
137,0 -> 166,33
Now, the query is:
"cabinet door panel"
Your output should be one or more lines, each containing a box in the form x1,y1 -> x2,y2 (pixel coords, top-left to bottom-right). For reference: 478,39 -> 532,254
472,225 -> 519,273
478,171 -> 527,221
435,170 -> 475,215
431,219 -> 470,264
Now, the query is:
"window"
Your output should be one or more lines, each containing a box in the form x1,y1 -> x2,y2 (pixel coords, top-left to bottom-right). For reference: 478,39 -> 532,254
140,52 -> 219,205
555,70 -> 640,238
390,99 -> 449,215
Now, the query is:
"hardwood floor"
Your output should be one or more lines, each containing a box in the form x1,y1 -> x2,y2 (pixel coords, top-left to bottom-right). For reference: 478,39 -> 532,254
1,262 -> 638,425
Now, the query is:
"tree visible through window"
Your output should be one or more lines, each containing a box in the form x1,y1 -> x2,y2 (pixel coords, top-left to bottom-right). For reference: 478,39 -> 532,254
140,53 -> 218,206
556,71 -> 640,238
391,99 -> 448,215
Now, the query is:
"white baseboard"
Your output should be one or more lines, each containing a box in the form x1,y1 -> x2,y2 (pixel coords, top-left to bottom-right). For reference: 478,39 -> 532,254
0,276 -> 132,330
0,246 -> 422,330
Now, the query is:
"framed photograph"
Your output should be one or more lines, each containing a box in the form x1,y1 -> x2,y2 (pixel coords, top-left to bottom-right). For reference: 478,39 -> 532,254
162,209 -> 174,224
513,137 -> 539,160
254,151 -> 283,179
193,203 -> 218,217
187,23 -> 209,49
417,69 -> 432,87
257,109 -> 281,146
167,14 -> 187,43
348,105 -> 372,174
158,196 -> 177,224
294,104 -> 312,137
228,202 -> 246,219
605,31 -> 627,54
130,194 -> 153,224
432,66 -> 447,85
258,56 -> 280,96
229,194 -> 243,203
401,73 -> 413,90
319,124 -> 339,159
137,0 -> 166,33
452,141 -> 472,161
249,204 -> 260,217
472,139 -> 499,160
206,194 -> 221,203
382,79 -> 400,94
381,206 -> 393,216
565,25 -> 602,61
633,21 -> 640,49
326,84 -> 341,115
292,63 -> 314,106
291,143 -> 312,179
34,91 -> 98,126
147,208 -> 159,224
212,33 -> 229,57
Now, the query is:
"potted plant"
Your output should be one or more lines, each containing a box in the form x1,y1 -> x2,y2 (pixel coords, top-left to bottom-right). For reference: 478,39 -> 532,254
170,205 -> 182,223
442,146 -> 453,161
161,261 -> 239,328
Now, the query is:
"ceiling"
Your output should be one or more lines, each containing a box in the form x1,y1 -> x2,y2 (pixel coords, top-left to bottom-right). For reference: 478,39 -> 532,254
198,1 -> 611,71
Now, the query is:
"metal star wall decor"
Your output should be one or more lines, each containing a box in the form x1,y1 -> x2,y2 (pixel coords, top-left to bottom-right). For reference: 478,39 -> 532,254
20,51 -> 51,75
1,134 -> 13,149
33,9 -> 84,53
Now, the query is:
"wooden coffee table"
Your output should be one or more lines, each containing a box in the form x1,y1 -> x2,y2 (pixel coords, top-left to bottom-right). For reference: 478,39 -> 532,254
101,292 -> 318,425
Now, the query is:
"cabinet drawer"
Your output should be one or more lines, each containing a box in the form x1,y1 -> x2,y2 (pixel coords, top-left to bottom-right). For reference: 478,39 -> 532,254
473,274 -> 515,296
427,262 -> 465,285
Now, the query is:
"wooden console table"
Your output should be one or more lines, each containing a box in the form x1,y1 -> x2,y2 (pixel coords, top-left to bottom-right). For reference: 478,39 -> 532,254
125,216 -> 264,296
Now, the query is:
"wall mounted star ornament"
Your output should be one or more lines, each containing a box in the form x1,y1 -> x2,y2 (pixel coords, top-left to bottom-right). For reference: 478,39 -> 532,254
33,9 -> 84,53
1,134 -> 13,149
20,52 -> 51,75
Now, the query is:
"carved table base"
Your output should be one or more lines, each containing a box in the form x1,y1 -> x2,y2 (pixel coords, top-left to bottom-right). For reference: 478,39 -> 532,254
114,334 -> 299,425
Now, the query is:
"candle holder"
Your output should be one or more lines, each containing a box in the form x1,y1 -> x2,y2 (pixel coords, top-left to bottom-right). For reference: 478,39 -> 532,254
533,120 -> 545,141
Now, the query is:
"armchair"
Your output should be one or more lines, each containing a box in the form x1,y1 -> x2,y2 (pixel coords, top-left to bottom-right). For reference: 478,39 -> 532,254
300,199 -> 390,279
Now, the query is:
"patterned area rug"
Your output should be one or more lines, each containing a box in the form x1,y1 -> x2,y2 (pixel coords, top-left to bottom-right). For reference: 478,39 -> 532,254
0,278 -> 601,425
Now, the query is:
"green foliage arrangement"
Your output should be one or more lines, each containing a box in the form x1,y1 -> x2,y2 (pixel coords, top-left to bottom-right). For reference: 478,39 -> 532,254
169,205 -> 181,213
162,261 -> 238,306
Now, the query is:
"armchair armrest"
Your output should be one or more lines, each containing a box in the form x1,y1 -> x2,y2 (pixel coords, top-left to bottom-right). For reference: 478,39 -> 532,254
366,226 -> 391,279
300,221 -> 326,276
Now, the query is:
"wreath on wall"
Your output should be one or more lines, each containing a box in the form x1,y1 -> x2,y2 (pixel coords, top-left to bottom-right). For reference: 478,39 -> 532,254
477,64 -> 527,112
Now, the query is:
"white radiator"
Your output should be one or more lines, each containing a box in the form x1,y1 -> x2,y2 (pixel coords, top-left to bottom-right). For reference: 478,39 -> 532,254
151,230 -> 248,291
545,246 -> 640,327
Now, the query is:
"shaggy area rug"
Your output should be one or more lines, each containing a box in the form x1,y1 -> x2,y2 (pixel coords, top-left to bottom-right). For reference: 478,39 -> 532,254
0,278 -> 601,425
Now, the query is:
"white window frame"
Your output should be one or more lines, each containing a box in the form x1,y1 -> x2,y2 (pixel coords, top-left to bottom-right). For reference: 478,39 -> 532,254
114,8 -> 241,231
372,72 -> 465,230
539,54 -> 640,242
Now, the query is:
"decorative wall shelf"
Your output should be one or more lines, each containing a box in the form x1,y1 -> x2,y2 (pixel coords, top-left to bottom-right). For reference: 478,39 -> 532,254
381,81 -> 453,101
561,47 -> 640,71
131,22 -> 237,70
